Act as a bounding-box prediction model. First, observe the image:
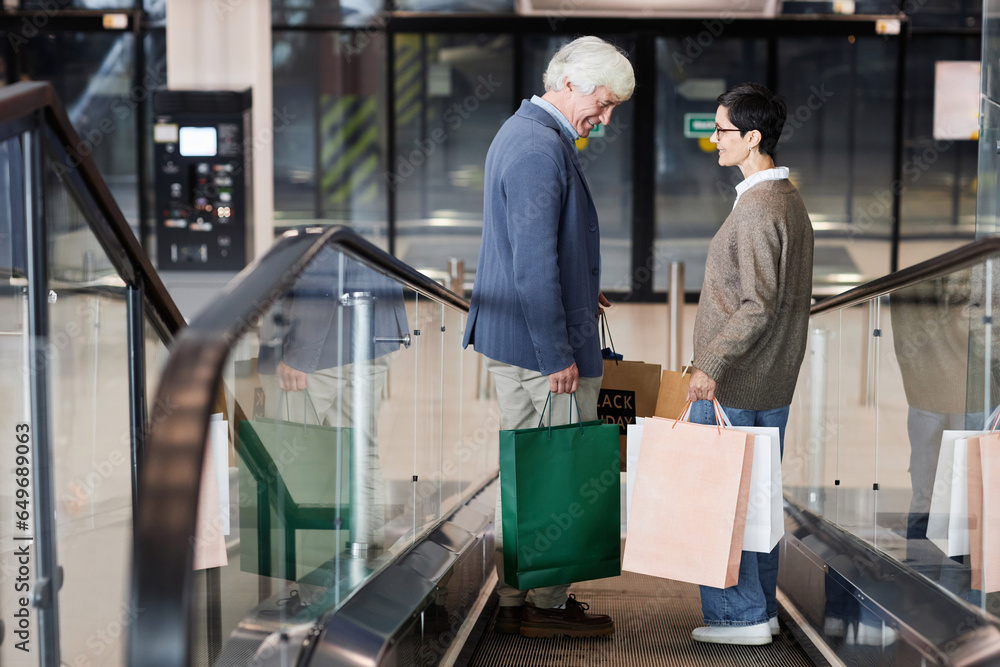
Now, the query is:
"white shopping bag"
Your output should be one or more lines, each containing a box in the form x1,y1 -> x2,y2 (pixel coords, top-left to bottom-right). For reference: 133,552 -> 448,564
927,406 -> 1000,557
928,433 -> 975,557
718,408 -> 783,553
625,418 -> 644,525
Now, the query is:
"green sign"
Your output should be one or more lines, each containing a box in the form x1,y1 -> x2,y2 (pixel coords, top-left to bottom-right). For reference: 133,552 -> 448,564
684,113 -> 716,138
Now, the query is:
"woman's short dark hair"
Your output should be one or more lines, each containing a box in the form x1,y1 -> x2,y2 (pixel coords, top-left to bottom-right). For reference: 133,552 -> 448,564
717,82 -> 786,157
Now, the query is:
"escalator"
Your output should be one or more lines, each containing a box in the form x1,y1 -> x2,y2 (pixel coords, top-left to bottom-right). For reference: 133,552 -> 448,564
6,78 -> 1000,666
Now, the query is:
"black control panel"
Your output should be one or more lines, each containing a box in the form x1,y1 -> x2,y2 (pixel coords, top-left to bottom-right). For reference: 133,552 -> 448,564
152,90 -> 251,271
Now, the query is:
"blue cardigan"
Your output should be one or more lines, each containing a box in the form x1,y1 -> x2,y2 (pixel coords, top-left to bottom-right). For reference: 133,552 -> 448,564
462,100 -> 603,378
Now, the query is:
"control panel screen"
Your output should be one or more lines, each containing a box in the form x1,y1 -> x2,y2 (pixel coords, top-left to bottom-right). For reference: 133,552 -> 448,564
179,126 -> 218,157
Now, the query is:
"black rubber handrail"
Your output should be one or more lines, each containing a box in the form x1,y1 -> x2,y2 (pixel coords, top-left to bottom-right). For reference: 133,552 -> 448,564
0,81 -> 186,336
812,237 -> 1000,315
128,225 -> 468,667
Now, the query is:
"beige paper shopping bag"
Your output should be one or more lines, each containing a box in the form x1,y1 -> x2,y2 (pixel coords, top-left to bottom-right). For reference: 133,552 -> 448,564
623,413 -> 754,588
967,433 -> 1000,593
654,367 -> 692,421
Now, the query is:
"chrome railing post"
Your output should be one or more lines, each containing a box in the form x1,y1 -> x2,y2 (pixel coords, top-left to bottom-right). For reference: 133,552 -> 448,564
808,327 -> 829,511
668,261 -> 684,371
341,291 -> 379,558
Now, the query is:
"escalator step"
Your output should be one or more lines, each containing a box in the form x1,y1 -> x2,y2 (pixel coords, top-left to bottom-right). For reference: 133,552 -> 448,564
469,570 -> 814,666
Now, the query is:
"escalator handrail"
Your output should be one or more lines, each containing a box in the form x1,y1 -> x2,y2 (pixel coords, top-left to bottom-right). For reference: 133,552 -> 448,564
0,81 -> 186,336
812,236 -> 1000,315
128,225 -> 468,667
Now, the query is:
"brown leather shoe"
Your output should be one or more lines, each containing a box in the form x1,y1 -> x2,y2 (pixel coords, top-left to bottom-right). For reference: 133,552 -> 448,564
519,594 -> 614,638
495,605 -> 523,634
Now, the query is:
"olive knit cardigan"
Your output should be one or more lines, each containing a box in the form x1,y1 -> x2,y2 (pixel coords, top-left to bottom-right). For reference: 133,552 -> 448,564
693,178 -> 815,411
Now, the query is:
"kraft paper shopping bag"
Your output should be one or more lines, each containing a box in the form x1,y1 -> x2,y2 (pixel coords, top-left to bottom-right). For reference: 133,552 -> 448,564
654,367 -> 692,421
599,361 -> 661,472
967,432 -> 1000,593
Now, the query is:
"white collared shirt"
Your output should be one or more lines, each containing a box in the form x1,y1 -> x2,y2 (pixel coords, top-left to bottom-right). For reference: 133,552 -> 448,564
733,166 -> 790,209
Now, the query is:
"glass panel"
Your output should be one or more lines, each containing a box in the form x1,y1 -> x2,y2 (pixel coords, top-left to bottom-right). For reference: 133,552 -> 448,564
21,0 -> 135,7
523,35 -> 634,294
877,269 -> 994,608
272,0 -> 383,27
977,98 -> 1000,237
653,37 -> 768,293
441,306 -> 465,513
272,30 -> 389,246
395,0 -> 513,11
784,309 -> 842,523
792,262 -> 1000,623
23,32 -> 143,235
898,35 -> 980,269
827,303 -> 878,540
0,135 -> 39,667
393,33 -> 514,277
905,0 -> 983,29
779,36 -> 896,288
44,143 -> 132,666
412,294 -> 444,532
199,246 -> 441,662
141,31 -> 167,251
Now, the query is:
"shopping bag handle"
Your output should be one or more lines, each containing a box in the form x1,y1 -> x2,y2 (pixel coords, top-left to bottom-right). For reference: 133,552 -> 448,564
673,399 -> 724,434
987,403 -> 1000,431
281,387 -> 323,426
600,312 -> 618,366
537,392 -> 585,438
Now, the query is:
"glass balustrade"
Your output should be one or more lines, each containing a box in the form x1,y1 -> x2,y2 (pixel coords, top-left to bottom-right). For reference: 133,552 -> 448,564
786,255 -> 1000,658
0,86 -> 181,667
186,243 -> 497,665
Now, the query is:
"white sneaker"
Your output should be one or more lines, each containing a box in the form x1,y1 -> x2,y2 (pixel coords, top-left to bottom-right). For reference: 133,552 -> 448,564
823,617 -> 845,638
769,617 -> 779,635
692,622 -> 772,645
849,623 -> 898,646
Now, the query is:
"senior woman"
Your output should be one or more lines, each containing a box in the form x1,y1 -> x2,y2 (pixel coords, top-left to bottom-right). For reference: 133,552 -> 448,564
686,82 -> 814,646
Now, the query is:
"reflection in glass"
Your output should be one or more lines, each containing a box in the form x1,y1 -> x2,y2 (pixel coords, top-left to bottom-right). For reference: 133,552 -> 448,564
887,267 -> 1000,612
252,247 -> 409,575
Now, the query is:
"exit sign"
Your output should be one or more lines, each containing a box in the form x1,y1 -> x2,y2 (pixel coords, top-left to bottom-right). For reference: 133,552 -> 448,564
684,113 -> 716,138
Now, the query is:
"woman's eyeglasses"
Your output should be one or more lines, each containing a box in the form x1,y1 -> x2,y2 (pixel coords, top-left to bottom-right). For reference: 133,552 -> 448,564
714,125 -> 742,134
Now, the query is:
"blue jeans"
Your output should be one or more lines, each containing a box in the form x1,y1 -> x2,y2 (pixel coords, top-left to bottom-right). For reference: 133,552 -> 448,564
689,400 -> 788,627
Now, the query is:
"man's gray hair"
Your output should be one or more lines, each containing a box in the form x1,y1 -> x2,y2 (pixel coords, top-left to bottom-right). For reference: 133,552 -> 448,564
543,36 -> 635,102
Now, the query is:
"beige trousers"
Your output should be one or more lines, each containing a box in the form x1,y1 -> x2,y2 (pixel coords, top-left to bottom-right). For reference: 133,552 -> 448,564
260,355 -> 391,546
487,358 -> 602,609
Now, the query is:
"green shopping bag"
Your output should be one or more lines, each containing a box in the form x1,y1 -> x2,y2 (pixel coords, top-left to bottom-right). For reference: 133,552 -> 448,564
500,393 -> 622,590
237,391 -> 351,580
